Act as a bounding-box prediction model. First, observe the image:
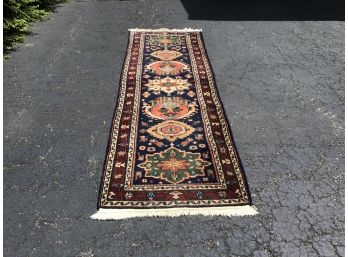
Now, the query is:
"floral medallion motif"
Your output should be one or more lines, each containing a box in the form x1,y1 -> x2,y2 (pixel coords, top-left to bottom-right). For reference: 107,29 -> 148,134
149,35 -> 181,48
138,146 -> 211,184
147,120 -> 195,141
150,50 -> 183,60
145,77 -> 191,94
143,96 -> 196,120
146,61 -> 189,76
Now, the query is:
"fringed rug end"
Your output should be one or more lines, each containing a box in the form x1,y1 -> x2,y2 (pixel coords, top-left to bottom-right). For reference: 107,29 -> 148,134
128,28 -> 202,32
90,206 -> 258,220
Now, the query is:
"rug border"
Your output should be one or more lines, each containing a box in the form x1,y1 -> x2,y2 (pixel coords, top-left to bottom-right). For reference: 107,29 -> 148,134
95,29 -> 255,212
198,31 -> 254,205
96,31 -> 132,210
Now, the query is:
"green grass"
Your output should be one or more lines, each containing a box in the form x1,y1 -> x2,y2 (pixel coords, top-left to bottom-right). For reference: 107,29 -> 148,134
4,0 -> 66,55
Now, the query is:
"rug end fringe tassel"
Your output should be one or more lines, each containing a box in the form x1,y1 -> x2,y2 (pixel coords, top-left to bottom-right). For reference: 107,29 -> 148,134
90,206 -> 258,220
128,28 -> 202,32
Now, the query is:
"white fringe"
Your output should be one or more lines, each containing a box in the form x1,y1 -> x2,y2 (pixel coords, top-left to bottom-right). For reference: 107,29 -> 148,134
128,28 -> 202,32
90,205 -> 258,220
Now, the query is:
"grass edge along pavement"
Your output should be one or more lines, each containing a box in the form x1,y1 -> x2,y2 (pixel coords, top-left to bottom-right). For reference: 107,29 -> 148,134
3,0 -> 67,57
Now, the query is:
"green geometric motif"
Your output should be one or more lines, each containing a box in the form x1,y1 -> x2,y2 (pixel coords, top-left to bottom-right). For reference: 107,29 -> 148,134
138,146 -> 211,184
149,35 -> 181,49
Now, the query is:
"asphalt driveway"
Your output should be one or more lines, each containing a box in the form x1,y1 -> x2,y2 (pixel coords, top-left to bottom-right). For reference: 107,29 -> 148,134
4,0 -> 344,256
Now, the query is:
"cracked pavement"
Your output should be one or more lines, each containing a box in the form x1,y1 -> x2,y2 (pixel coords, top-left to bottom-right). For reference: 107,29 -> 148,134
3,0 -> 344,256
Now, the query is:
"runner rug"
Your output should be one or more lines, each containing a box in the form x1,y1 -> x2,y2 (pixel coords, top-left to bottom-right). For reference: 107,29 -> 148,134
91,28 -> 257,220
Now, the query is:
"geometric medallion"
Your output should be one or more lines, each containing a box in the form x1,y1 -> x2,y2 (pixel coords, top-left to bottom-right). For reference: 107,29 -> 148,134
147,120 -> 194,141
146,61 -> 190,76
150,50 -> 183,61
138,145 -> 211,184
149,35 -> 181,48
145,76 -> 190,94
143,96 -> 197,120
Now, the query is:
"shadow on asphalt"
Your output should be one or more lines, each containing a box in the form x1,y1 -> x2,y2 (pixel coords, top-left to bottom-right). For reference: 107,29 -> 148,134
180,0 -> 344,21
